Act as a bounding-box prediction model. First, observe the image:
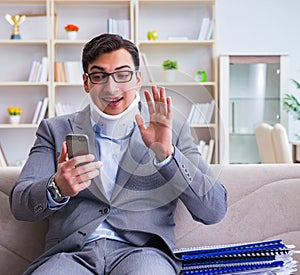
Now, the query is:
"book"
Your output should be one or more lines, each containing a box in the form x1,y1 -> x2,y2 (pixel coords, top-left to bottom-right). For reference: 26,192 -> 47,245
190,104 -> 202,125
32,100 -> 43,124
187,104 -> 196,124
0,143 -> 8,167
188,101 -> 215,125
140,52 -> 154,83
188,103 -> 209,125
205,19 -> 215,40
198,17 -> 210,40
54,61 -> 61,82
28,57 -> 48,82
39,56 -> 49,82
197,140 -> 206,155
107,18 -> 130,39
55,102 -> 63,116
201,144 -> 209,162
54,61 -> 66,82
204,100 -> 215,124
36,97 -> 49,124
55,102 -> 75,116
64,61 -> 83,83
174,239 -> 298,275
28,60 -> 39,82
206,139 -> 215,164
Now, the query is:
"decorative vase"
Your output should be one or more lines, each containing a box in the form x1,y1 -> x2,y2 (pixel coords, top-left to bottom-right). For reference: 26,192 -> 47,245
9,115 -> 21,125
67,31 -> 77,40
164,69 -> 177,82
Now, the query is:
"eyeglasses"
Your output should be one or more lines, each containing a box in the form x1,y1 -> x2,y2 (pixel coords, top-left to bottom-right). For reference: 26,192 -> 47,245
85,70 -> 136,84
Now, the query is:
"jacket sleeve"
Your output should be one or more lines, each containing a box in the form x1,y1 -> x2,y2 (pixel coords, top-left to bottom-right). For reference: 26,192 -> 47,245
9,119 -> 64,221
158,122 -> 227,225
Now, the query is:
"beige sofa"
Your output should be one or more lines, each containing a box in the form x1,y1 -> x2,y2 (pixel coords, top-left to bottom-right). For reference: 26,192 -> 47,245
1,164 -> 300,275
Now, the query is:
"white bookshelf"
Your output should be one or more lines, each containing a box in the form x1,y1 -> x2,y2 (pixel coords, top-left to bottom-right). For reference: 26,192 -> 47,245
135,0 -> 219,163
0,0 -> 219,166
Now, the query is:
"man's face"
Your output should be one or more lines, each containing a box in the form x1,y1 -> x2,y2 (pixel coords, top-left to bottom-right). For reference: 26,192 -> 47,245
83,48 -> 141,115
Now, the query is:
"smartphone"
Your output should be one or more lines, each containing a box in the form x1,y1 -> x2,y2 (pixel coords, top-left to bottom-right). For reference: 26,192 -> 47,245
66,134 -> 90,166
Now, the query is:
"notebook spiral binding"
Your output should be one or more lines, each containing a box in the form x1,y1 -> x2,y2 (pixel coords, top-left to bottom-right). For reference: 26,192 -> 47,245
175,239 -> 298,275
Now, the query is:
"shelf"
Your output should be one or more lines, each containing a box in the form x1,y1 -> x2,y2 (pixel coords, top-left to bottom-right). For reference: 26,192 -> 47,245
0,40 -> 48,45
54,82 -> 82,87
143,81 -> 216,87
190,123 -> 216,128
138,0 -> 215,5
54,40 -> 87,45
229,97 -> 280,101
0,124 -> 38,129
229,132 -> 255,136
0,0 -> 45,3
0,82 -> 49,86
139,40 -> 214,46
53,0 -> 131,4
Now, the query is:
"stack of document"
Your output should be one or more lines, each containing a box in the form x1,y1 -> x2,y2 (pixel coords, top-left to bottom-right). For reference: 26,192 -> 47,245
174,239 -> 298,274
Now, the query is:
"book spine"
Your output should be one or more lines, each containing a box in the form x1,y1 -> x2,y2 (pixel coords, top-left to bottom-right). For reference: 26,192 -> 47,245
0,143 -> 8,167
37,97 -> 49,124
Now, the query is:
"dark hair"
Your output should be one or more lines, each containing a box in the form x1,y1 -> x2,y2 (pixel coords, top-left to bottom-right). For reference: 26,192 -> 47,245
82,33 -> 140,73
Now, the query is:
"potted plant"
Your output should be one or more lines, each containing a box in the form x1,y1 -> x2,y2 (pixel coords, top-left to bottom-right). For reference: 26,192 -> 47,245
64,24 -> 79,40
283,78 -> 300,139
162,59 -> 178,82
7,106 -> 22,124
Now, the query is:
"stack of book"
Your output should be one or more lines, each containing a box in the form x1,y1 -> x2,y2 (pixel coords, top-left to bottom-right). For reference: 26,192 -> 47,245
198,17 -> 215,40
174,239 -> 298,274
107,17 -> 130,40
32,97 -> 49,125
198,139 -> 214,164
55,102 -> 75,116
187,101 -> 215,125
28,57 -> 48,82
54,61 -> 83,83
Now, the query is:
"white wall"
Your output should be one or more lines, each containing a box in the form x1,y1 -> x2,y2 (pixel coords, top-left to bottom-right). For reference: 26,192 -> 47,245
217,0 -> 300,138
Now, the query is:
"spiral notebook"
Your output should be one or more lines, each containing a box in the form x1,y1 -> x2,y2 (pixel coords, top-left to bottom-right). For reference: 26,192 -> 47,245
174,239 -> 298,274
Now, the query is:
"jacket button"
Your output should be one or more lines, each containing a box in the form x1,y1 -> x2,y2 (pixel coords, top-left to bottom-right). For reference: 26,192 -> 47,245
100,207 -> 110,214
103,207 -> 109,214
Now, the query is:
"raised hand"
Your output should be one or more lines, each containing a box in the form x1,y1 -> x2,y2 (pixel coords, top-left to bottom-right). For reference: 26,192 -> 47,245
135,86 -> 174,162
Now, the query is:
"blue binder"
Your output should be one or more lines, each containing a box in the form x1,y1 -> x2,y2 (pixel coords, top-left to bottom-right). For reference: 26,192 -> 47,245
174,239 -> 297,275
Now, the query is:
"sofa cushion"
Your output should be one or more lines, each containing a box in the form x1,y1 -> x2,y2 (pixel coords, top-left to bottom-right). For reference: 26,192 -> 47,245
0,167 -> 48,274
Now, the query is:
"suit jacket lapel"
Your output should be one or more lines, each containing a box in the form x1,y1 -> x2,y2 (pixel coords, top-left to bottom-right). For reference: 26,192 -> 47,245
72,106 -> 109,204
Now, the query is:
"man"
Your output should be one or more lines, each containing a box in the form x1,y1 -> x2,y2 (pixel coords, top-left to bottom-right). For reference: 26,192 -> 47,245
10,33 -> 227,274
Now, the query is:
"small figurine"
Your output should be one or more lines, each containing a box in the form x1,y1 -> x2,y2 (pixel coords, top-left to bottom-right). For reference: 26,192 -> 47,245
5,13 -> 26,39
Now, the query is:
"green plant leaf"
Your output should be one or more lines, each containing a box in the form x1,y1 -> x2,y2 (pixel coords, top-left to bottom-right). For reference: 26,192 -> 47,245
283,78 -> 300,120
162,59 -> 178,70
291,78 -> 300,90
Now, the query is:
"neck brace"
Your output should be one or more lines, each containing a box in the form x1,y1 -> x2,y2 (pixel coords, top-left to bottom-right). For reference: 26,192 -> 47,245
89,93 -> 140,138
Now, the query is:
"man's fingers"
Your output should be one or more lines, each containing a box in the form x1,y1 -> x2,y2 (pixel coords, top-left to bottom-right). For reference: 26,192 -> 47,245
144,90 -> 155,114
159,87 -> 167,115
166,96 -> 172,119
135,114 -> 147,138
58,141 -> 68,163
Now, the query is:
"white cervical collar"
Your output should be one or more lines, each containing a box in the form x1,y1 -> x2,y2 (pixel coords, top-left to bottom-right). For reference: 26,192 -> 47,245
89,93 -> 140,138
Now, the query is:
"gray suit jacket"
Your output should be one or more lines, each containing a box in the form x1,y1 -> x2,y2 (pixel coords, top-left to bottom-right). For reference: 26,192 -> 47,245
10,105 -> 227,273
